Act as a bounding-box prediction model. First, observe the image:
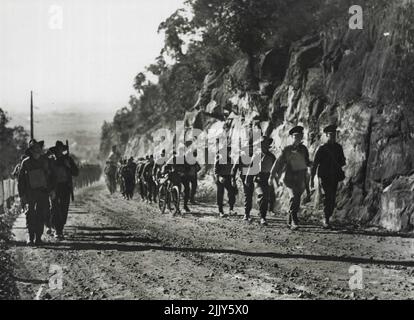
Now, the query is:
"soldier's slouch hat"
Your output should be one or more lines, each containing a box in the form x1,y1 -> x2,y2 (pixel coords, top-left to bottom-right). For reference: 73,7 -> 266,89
289,126 -> 304,136
323,124 -> 337,133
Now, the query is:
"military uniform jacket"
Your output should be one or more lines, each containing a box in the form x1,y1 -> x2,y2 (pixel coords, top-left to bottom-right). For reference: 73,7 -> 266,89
163,155 -> 188,176
214,155 -> 234,177
18,155 -> 55,197
273,144 -> 310,188
232,154 -> 252,180
247,151 -> 276,180
311,142 -> 346,182
52,155 -> 79,186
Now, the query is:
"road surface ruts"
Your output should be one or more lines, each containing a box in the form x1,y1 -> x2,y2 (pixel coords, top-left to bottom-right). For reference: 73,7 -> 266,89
7,183 -> 414,300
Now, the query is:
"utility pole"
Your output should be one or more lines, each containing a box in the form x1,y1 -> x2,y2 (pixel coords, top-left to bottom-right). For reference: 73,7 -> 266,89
30,91 -> 34,140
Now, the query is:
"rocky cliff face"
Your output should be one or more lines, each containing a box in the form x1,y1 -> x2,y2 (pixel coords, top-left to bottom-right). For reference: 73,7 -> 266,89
124,0 -> 414,232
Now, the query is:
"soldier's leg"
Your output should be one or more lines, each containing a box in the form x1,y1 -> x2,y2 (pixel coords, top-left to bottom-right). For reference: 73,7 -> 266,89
255,181 -> 269,219
321,179 -> 338,222
224,177 -> 236,211
60,186 -> 71,230
26,198 -> 36,242
288,187 -> 303,225
269,184 -> 275,213
35,191 -> 49,241
243,181 -> 253,217
190,175 -> 197,203
216,180 -> 225,213
182,177 -> 191,209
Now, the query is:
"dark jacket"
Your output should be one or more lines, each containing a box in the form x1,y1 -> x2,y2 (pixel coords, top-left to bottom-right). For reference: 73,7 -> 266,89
18,155 -> 54,197
273,144 -> 310,188
214,155 -> 234,177
311,142 -> 346,181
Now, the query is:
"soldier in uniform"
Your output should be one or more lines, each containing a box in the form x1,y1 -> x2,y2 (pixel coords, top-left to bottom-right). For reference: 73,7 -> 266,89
232,145 -> 253,221
245,136 -> 276,226
311,124 -> 346,229
214,146 -> 236,218
49,141 -> 79,239
105,145 -> 121,194
135,157 -> 147,201
186,149 -> 201,204
117,159 -> 127,198
271,126 -> 311,230
142,155 -> 156,203
121,157 -> 136,200
18,140 -> 54,246
163,147 -> 191,214
153,149 -> 166,199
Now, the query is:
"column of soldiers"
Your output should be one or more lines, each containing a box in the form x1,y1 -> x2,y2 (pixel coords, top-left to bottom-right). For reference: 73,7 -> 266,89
16,139 -> 79,246
215,124 -> 345,229
106,123 -> 345,230
106,146 -> 201,213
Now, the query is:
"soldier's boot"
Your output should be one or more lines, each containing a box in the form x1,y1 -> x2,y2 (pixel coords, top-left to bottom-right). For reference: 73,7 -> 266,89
218,207 -> 225,218
35,234 -> 43,246
290,212 -> 299,230
27,232 -> 35,246
183,204 -> 191,214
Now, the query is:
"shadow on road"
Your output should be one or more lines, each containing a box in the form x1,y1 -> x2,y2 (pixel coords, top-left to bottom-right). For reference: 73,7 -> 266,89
8,235 -> 414,268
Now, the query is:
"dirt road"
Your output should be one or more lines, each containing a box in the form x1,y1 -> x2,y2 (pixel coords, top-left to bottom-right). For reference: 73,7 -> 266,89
6,183 -> 414,300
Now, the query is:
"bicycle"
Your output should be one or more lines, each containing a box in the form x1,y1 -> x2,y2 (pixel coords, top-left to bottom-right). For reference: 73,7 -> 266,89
158,173 -> 180,215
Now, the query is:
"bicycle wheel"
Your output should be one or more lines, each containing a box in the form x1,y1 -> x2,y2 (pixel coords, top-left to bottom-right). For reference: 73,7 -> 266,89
158,184 -> 167,214
170,186 -> 180,215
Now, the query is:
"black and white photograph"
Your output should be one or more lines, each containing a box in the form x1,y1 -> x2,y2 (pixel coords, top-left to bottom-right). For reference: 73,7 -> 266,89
0,0 -> 413,305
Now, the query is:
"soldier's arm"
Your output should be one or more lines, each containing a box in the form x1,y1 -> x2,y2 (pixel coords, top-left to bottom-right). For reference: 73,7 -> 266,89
310,148 -> 321,181
244,154 -> 259,185
231,162 -> 239,178
304,146 -> 312,167
214,158 -> 220,177
338,145 -> 346,167
17,161 -> 28,199
274,148 -> 287,177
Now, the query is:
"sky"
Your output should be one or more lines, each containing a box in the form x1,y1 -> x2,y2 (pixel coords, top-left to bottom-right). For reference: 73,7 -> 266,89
0,0 -> 185,115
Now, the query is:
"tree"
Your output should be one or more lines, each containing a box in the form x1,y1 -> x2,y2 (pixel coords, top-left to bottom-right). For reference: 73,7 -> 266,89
0,108 -> 29,179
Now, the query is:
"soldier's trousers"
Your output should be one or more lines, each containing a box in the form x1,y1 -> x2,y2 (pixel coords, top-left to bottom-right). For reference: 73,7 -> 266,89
145,178 -> 157,202
242,179 -> 253,217
320,178 -> 339,220
138,179 -> 147,200
124,177 -> 135,199
189,175 -> 197,202
180,175 -> 191,208
51,184 -> 71,234
216,176 -> 236,213
26,189 -> 49,241
254,178 -> 270,219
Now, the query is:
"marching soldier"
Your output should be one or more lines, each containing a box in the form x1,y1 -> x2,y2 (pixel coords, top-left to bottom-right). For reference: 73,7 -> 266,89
142,155 -> 156,203
153,149 -> 166,201
49,141 -> 79,239
232,145 -> 253,221
18,140 -> 54,246
163,147 -> 191,214
117,159 -> 127,198
246,136 -> 276,226
311,124 -> 346,229
121,157 -> 136,200
271,126 -> 311,230
215,146 -> 236,218
135,157 -> 147,201
186,149 -> 201,204
105,145 -> 121,194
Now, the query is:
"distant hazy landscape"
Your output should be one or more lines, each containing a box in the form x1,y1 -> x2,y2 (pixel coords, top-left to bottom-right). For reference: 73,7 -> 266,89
8,111 -> 113,163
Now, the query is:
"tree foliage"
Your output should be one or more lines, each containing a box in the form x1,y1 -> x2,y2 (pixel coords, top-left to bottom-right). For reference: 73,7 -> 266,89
0,109 -> 29,179
100,0 -> 358,158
